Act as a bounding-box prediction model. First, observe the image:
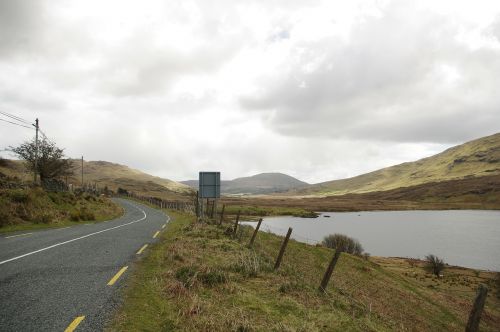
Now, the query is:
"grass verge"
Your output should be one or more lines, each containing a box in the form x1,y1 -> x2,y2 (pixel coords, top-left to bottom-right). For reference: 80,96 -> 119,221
109,210 -> 500,331
0,188 -> 123,234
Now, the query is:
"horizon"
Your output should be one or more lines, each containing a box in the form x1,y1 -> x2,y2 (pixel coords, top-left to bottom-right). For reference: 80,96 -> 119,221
3,130 -> 498,184
1,0 -> 500,183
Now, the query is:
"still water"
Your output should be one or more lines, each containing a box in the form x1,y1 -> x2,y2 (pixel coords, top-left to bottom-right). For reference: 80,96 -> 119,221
251,210 -> 500,271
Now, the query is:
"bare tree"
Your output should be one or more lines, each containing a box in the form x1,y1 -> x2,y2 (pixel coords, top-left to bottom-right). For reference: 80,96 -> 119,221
425,254 -> 445,277
10,137 -> 74,183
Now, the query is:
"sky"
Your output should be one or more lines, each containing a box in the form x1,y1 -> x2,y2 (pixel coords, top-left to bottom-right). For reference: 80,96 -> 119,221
1,0 -> 499,183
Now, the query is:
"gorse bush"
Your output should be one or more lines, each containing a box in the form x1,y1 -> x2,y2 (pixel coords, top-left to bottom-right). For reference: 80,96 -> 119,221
322,233 -> 364,255
425,254 -> 445,277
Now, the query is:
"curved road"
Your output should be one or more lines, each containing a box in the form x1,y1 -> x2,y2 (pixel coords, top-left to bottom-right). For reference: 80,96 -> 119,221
0,198 -> 168,331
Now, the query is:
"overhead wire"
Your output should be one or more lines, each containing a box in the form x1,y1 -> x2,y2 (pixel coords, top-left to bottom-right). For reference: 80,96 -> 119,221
0,110 -> 32,125
0,117 -> 34,130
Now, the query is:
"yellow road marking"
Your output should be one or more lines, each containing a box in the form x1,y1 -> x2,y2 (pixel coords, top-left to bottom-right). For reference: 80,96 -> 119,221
136,244 -> 148,255
64,316 -> 85,332
107,266 -> 128,286
153,231 -> 160,239
5,233 -> 33,239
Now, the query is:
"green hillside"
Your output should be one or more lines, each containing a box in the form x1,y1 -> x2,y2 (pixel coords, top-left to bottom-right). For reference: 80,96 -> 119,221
299,133 -> 500,196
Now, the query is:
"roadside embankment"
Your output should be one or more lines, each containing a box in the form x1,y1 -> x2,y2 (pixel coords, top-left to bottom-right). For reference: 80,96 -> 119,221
0,188 -> 123,233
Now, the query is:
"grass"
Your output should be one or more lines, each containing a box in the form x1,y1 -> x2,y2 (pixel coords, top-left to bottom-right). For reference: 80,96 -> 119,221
109,207 -> 500,331
0,188 -> 123,234
219,204 -> 318,218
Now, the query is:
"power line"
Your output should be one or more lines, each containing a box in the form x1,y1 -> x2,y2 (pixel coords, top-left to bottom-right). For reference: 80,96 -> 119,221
0,110 -> 31,125
0,117 -> 34,130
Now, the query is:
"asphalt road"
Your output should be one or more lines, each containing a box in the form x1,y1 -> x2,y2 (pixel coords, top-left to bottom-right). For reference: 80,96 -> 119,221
0,198 -> 169,331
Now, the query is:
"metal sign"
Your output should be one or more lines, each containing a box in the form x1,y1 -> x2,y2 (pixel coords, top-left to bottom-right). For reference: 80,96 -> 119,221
199,172 -> 220,198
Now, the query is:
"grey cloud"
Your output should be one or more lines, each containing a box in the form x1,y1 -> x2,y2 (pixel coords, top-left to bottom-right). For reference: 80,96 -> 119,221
0,1 -> 44,57
97,36 -> 240,97
240,1 -> 500,143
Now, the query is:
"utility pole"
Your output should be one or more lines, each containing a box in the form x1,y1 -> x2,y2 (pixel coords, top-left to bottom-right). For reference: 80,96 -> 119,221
81,156 -> 84,188
33,118 -> 39,184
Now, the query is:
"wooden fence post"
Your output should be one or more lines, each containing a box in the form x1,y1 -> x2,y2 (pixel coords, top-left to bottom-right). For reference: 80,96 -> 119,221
249,218 -> 263,247
219,204 -> 225,225
466,284 -> 489,332
274,227 -> 293,270
232,210 -> 241,236
210,200 -> 215,219
319,249 -> 342,292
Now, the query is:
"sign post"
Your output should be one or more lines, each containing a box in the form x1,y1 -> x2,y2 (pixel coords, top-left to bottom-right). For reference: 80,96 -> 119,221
198,172 -> 220,221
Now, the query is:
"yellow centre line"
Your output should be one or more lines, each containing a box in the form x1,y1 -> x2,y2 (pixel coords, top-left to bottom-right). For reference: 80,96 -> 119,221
5,233 -> 33,239
107,266 -> 128,286
64,316 -> 85,332
153,231 -> 160,239
136,244 -> 148,255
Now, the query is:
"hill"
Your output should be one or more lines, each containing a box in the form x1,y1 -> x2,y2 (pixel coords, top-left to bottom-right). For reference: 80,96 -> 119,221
296,132 -> 500,196
0,159 -> 192,200
182,172 -> 309,195
224,174 -> 500,211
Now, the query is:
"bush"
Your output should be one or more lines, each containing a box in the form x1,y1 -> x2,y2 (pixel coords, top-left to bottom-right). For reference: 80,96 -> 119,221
175,266 -> 198,288
198,269 -> 228,287
9,190 -> 30,203
0,210 -> 11,227
34,212 -> 53,224
322,233 -> 364,255
424,254 -> 445,277
70,208 -> 95,221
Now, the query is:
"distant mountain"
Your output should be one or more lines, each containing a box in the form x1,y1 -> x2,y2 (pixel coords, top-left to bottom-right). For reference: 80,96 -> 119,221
295,132 -> 500,196
0,159 -> 192,199
182,172 -> 309,195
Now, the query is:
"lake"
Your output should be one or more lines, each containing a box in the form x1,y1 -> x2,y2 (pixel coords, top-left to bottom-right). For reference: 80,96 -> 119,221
245,210 -> 500,271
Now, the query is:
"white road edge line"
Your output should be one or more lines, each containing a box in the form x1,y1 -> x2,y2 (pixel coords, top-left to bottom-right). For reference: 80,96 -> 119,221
0,202 -> 147,266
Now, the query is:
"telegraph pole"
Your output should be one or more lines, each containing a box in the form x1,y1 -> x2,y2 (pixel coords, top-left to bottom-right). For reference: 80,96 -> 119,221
81,156 -> 84,188
33,118 -> 39,184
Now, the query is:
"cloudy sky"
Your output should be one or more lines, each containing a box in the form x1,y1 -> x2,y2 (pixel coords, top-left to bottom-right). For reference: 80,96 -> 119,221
1,0 -> 499,183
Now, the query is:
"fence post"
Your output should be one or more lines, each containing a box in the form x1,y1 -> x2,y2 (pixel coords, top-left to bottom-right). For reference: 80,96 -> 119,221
219,204 -> 225,225
232,210 -> 241,236
274,227 -> 293,270
466,284 -> 489,332
249,218 -> 263,247
319,249 -> 342,292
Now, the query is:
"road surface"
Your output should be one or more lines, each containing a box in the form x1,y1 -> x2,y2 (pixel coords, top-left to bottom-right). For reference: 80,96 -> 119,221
0,198 -> 168,331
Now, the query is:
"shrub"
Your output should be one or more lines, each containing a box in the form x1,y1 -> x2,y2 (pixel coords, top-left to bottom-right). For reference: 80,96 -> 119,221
79,208 -> 95,221
0,210 -> 11,227
198,269 -> 228,287
175,266 -> 198,288
70,210 -> 81,221
70,208 -> 95,221
34,212 -> 53,224
425,254 -> 445,277
9,190 -> 30,203
322,233 -> 364,255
